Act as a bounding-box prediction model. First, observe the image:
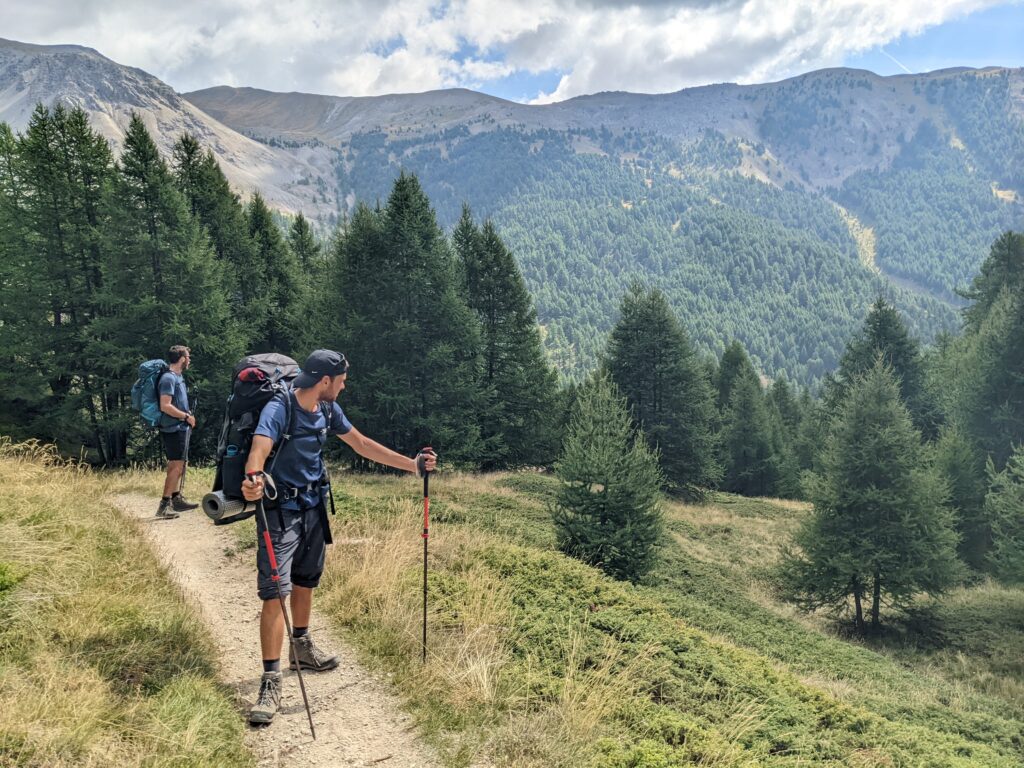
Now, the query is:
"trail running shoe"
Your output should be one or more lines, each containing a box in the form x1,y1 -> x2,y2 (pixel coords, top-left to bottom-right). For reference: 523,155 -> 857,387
171,493 -> 199,512
290,633 -> 339,671
156,498 -> 180,519
249,671 -> 282,724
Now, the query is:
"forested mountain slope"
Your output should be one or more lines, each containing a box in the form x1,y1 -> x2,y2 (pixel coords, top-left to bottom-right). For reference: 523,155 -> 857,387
189,68 -> 1024,384
3,36 -> 1021,384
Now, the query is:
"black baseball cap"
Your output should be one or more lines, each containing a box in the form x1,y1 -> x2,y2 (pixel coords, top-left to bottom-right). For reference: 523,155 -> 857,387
293,349 -> 349,389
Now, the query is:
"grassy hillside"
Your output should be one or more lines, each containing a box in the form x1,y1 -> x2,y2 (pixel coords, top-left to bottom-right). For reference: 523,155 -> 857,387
216,467 -> 1024,767
0,443 -> 252,767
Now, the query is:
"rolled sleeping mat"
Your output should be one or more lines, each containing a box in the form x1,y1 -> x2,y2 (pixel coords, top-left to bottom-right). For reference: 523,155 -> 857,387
202,490 -> 256,522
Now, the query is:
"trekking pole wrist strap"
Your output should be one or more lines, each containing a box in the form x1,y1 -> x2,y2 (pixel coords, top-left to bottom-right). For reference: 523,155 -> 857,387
245,470 -> 279,501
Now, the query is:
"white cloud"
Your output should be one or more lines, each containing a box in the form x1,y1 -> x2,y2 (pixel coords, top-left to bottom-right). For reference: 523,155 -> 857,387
0,0 -> 1011,101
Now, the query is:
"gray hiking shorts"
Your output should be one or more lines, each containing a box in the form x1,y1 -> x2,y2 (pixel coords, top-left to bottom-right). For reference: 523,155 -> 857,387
256,502 -> 327,600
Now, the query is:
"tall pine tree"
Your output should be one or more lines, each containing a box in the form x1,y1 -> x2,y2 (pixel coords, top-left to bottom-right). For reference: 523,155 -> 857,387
93,114 -> 244,460
329,173 -> 483,463
454,206 -> 560,468
605,282 -> 720,495
13,105 -> 115,457
246,193 -> 307,353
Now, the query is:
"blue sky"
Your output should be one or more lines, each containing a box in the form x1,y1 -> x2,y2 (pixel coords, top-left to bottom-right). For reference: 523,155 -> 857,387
844,3 -> 1024,79
4,0 -> 1023,102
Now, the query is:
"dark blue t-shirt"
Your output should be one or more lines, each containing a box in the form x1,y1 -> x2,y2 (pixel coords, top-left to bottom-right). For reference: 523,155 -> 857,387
254,392 -> 352,510
158,371 -> 189,433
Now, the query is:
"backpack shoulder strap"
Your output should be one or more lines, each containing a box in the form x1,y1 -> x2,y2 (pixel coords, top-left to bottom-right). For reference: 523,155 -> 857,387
266,389 -> 296,475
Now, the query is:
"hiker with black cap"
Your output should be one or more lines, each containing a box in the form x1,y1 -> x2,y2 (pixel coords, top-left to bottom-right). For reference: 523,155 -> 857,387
242,349 -> 437,725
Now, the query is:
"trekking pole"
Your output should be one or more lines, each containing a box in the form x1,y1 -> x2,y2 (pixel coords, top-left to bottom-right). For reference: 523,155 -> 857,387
179,394 -> 196,496
421,452 -> 432,664
248,471 -> 317,740
179,425 -> 191,495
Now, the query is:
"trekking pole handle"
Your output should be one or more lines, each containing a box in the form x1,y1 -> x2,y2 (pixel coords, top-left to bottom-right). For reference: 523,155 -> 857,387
245,470 -> 278,501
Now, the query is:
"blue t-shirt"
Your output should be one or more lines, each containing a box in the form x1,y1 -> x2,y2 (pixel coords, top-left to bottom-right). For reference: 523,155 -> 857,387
254,392 -> 352,510
158,371 -> 189,433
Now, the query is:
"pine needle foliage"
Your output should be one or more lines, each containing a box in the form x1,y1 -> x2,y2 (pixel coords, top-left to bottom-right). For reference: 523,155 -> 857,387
605,282 -> 720,496
553,375 -> 663,582
780,360 -> 961,634
986,445 -> 1024,584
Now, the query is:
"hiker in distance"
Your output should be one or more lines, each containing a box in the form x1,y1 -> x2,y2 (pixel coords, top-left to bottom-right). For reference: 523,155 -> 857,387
157,345 -> 198,519
242,349 -> 437,725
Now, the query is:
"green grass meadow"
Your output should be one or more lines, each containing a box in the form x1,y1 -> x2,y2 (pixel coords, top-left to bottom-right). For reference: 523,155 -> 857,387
3,447 -> 1021,767
307,468 -> 1024,767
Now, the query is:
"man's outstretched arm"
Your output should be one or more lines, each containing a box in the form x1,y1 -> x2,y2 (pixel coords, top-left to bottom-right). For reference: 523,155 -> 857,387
338,428 -> 435,474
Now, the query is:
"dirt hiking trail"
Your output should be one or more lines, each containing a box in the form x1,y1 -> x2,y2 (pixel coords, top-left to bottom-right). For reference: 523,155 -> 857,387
115,493 -> 440,768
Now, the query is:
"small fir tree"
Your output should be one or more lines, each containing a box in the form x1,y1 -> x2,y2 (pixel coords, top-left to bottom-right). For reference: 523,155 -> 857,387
553,375 -> 663,582
716,340 -> 758,411
289,212 -> 321,271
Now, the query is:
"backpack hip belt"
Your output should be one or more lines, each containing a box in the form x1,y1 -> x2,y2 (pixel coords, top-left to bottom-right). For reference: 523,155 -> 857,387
276,479 -> 325,501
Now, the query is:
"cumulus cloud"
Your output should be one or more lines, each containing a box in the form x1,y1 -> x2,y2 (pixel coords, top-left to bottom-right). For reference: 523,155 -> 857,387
0,0 -> 1010,101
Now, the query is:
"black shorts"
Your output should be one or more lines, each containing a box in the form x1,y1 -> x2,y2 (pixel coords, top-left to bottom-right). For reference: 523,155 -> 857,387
256,502 -> 328,600
161,429 -> 188,461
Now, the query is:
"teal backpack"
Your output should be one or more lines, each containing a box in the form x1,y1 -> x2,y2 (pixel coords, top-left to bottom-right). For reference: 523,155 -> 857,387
131,359 -> 171,428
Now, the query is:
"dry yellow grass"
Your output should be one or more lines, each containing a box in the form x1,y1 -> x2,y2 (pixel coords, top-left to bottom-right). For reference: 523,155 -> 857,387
315,487 -> 675,767
0,440 -> 251,768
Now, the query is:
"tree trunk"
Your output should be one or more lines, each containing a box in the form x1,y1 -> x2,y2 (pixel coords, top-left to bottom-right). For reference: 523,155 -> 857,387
871,569 -> 881,634
852,577 -> 865,635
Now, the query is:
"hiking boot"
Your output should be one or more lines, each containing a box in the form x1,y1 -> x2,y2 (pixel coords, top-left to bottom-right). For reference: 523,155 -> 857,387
249,671 -> 282,724
156,498 -> 180,519
289,633 -> 339,672
170,493 -> 199,512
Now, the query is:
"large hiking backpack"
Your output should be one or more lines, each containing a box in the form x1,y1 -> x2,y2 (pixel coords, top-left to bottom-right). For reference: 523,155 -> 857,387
211,353 -> 301,522
131,359 -> 171,428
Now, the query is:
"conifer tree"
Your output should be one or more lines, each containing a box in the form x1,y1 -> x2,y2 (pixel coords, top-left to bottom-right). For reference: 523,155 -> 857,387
171,135 -> 258,322
967,292 -> 1024,471
329,173 -> 483,463
246,192 -> 307,353
716,340 -> 758,411
0,122 -> 39,439
827,297 -> 939,438
14,105 -> 116,456
985,445 -> 1024,584
553,375 -> 663,582
94,114 -> 244,459
780,361 -> 960,634
721,369 -> 777,496
454,206 -> 560,468
767,377 -> 804,497
961,231 -> 1024,331
289,212 -> 320,271
605,282 -> 720,494
935,425 -> 989,569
